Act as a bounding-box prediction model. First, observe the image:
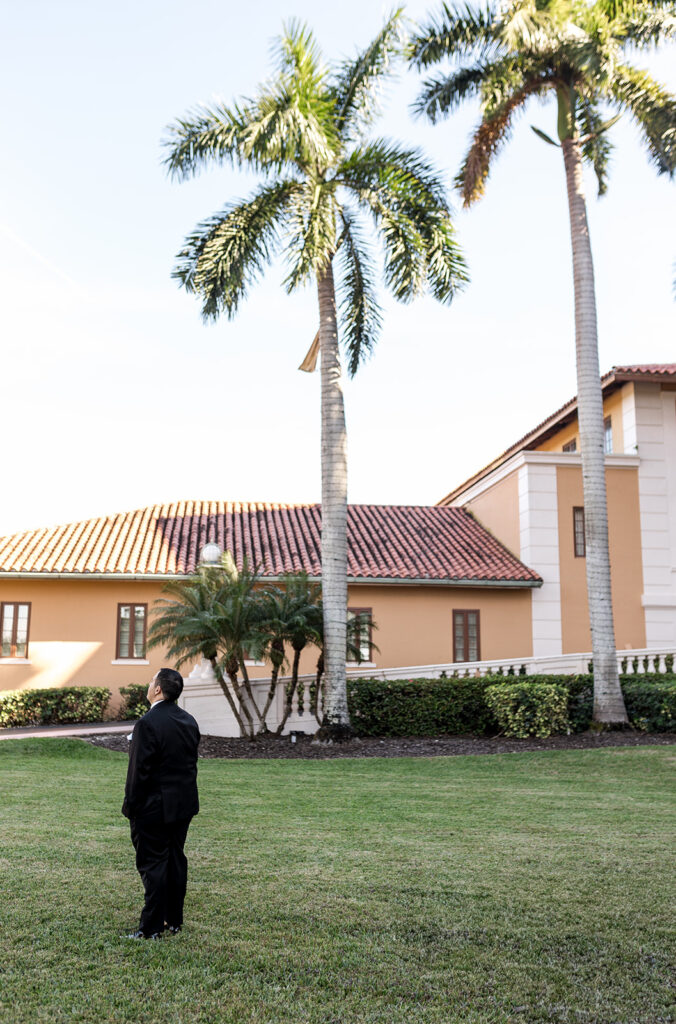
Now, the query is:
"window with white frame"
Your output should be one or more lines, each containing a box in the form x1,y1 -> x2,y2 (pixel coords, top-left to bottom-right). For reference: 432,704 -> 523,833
116,604 -> 147,659
562,438 -> 577,453
0,602 -> 31,658
604,416 -> 613,454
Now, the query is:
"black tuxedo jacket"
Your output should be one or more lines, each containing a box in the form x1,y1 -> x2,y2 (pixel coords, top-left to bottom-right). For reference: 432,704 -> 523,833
122,701 -> 200,823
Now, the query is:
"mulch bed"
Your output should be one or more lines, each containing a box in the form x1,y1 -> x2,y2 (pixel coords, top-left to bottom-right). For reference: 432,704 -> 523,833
82,730 -> 676,759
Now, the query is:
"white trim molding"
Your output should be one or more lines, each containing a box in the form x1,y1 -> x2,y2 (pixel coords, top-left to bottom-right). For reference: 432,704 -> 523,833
110,659 -> 150,666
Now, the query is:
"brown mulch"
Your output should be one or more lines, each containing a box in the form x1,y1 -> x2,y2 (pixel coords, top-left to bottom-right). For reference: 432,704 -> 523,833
81,730 -> 676,759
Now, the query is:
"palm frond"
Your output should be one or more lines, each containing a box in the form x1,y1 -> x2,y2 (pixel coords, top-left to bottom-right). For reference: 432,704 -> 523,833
283,180 -> 337,291
251,25 -> 339,171
336,207 -> 383,376
163,102 -> 253,180
331,9 -> 404,135
458,75 -> 552,204
413,63 -> 490,122
407,1 -> 497,68
273,19 -> 327,82
338,140 -> 449,208
577,97 -> 614,194
339,141 -> 467,302
608,64 -> 676,173
419,209 -> 470,303
607,1 -> 676,47
173,180 -> 300,319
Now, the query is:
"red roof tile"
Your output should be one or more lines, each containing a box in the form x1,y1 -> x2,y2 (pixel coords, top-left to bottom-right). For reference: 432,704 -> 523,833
0,502 -> 540,585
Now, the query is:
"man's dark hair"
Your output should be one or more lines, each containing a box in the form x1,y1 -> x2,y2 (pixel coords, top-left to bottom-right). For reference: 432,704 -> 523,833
156,667 -> 184,702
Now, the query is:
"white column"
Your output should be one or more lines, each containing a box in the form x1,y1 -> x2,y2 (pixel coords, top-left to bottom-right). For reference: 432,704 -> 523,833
621,381 -> 638,454
519,462 -> 562,656
635,383 -> 676,647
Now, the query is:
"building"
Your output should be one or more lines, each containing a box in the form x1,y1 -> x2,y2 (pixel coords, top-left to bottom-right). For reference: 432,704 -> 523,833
0,502 -> 540,705
438,364 -> 676,655
1,363 -> 673,707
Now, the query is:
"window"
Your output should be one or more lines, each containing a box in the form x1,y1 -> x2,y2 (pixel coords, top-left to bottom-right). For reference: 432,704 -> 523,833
573,507 -> 586,557
0,602 -> 31,658
453,610 -> 480,662
604,416 -> 613,454
562,439 -> 577,453
116,604 -> 147,659
347,607 -> 372,663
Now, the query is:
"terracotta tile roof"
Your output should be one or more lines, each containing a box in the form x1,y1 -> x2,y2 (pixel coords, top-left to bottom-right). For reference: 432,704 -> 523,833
0,502 -> 540,585
439,363 -> 676,504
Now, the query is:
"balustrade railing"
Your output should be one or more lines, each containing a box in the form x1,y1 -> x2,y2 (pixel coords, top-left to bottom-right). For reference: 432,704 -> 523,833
182,647 -> 674,737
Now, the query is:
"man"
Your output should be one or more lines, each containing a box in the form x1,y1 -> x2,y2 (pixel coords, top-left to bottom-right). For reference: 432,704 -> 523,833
122,667 -> 200,939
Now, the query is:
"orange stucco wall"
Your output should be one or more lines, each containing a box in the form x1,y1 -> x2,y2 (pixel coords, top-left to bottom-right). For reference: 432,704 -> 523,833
556,465 -> 645,652
537,387 -> 626,454
464,471 -> 521,557
0,577 -> 535,708
347,584 -> 533,666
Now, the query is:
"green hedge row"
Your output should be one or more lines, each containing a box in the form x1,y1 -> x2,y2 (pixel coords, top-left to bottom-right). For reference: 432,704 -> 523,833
347,674 -> 676,737
0,687 -> 111,728
118,684 -> 150,720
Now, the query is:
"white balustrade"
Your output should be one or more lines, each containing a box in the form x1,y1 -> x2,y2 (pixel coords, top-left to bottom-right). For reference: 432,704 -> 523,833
180,647 -> 674,738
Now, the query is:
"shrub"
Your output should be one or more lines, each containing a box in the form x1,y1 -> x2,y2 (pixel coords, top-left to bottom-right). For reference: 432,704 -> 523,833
622,677 -> 676,732
0,687 -> 111,728
485,682 -> 569,738
347,676 -> 498,737
118,684 -> 149,720
345,673 -> 675,737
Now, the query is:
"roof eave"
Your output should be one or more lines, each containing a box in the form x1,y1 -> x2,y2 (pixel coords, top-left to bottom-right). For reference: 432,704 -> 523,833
438,367 -> 634,505
0,570 -> 541,588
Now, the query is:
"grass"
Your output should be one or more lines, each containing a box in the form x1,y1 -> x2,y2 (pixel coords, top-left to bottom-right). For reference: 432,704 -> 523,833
0,739 -> 674,1024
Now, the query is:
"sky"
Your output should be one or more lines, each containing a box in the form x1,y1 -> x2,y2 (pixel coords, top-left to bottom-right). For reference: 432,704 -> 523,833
1,0 -> 675,538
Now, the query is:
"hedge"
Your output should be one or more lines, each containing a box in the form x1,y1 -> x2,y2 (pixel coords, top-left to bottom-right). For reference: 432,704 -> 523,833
0,687 -> 111,728
347,674 -> 676,738
347,676 -> 498,737
118,684 -> 150,721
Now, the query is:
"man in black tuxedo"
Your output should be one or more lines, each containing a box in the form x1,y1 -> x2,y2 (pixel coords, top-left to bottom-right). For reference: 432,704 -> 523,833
122,667 -> 200,939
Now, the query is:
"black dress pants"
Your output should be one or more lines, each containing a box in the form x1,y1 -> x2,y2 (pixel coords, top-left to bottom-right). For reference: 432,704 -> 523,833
130,813 -> 192,936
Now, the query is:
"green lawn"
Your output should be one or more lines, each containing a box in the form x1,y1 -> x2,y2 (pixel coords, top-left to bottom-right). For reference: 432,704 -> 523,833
0,740 -> 674,1024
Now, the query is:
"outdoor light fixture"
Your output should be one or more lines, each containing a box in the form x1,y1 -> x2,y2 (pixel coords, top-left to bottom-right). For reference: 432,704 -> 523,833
200,542 -> 222,565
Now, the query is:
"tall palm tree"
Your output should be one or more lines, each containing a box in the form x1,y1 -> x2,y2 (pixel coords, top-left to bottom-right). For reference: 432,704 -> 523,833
409,0 -> 676,725
164,15 -> 468,739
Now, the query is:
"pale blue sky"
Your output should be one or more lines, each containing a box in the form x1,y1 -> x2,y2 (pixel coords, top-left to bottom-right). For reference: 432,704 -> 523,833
1,0 -> 674,537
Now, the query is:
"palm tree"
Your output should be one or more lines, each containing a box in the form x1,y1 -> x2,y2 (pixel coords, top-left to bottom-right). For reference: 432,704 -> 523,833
254,573 -> 323,733
409,0 -> 676,725
163,15 -> 468,741
148,553 -> 266,738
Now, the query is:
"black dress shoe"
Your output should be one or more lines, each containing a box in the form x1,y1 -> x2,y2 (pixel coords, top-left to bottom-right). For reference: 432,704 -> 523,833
124,929 -> 162,940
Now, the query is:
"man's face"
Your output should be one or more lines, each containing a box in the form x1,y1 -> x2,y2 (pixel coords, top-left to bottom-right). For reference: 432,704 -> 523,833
147,673 -> 163,704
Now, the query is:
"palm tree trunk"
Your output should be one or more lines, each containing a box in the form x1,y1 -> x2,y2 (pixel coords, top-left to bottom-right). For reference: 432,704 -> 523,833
239,657 -> 265,733
209,656 -> 247,736
316,259 -> 352,741
275,646 -> 302,736
561,137 -> 628,726
260,646 -> 284,730
224,653 -> 255,738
